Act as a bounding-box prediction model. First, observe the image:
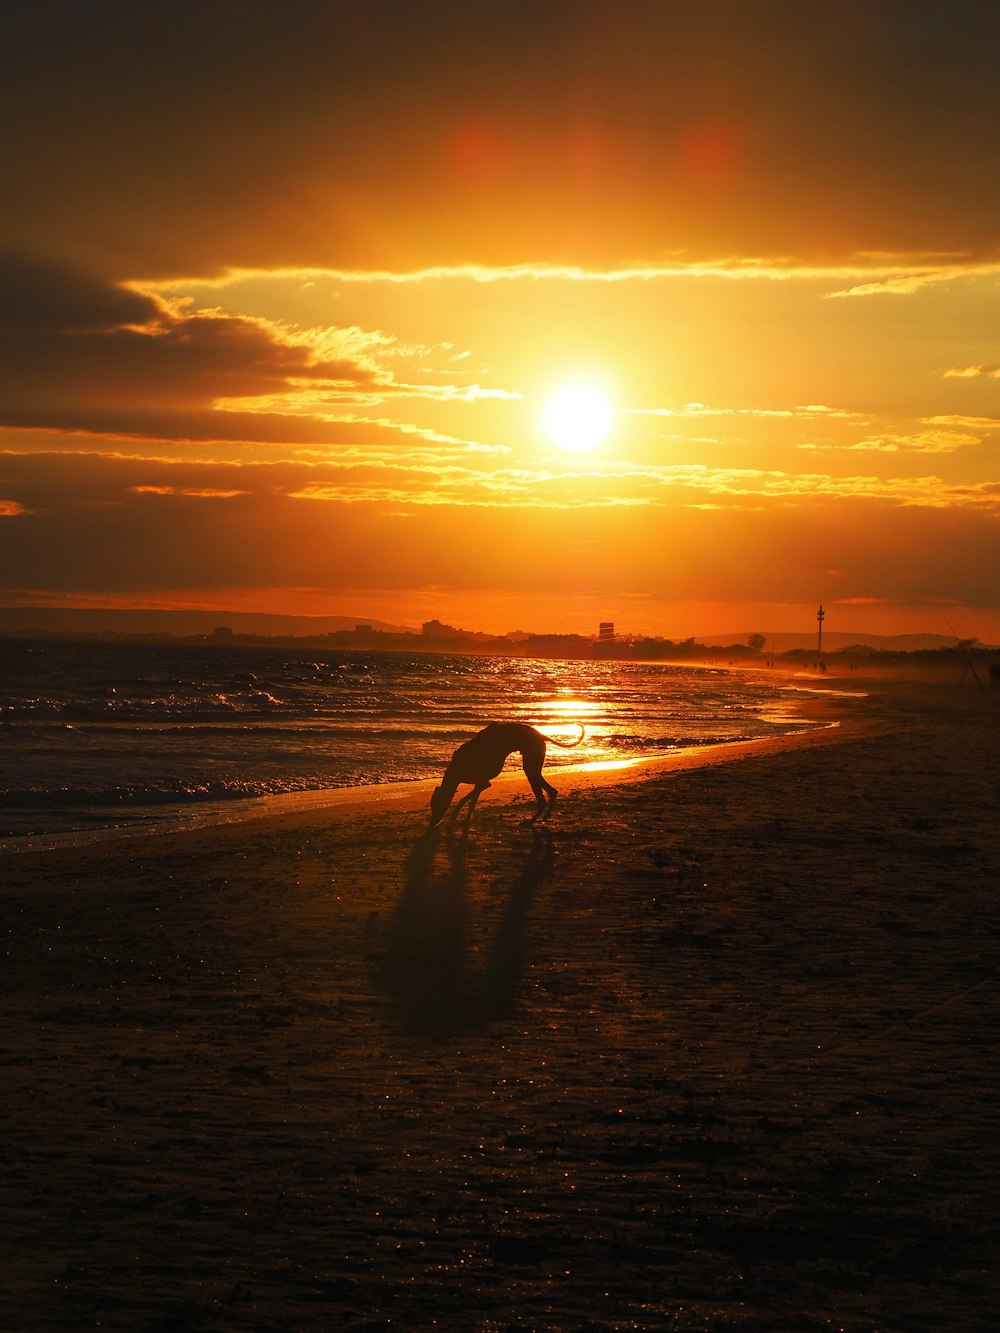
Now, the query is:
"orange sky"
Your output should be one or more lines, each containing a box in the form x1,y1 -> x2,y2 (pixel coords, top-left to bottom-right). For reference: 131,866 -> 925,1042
2,2 -> 999,642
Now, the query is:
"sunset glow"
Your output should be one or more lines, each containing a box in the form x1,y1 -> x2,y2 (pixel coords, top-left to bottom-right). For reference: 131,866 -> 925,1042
2,6 -> 999,643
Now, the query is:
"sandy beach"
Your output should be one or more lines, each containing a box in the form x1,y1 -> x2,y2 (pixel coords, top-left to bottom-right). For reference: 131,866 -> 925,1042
2,669 -> 998,1331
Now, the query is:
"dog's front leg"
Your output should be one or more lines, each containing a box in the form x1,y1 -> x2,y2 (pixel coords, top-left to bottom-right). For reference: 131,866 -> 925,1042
460,781 -> 490,825
450,788 -> 474,821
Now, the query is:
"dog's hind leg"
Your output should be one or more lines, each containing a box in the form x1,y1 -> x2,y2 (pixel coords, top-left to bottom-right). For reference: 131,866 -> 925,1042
523,759 -> 558,822
534,776 -> 558,821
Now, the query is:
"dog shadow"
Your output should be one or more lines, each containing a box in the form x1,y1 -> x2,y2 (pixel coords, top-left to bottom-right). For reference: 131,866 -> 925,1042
377,824 -> 555,1034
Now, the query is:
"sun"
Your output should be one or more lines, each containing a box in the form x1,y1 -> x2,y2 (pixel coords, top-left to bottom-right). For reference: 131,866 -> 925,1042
541,382 -> 614,453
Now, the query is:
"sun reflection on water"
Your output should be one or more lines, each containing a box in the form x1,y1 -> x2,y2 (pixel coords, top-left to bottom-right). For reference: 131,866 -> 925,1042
571,757 -> 644,773
534,697 -> 602,716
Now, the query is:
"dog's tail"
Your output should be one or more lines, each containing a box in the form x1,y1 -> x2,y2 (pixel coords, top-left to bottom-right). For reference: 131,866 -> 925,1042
538,721 -> 586,748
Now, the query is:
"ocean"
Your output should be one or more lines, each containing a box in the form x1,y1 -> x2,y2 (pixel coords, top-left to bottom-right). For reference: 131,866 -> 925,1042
1,639 -> 819,845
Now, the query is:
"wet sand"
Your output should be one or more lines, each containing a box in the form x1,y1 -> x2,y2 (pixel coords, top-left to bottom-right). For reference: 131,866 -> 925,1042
2,670 -> 998,1330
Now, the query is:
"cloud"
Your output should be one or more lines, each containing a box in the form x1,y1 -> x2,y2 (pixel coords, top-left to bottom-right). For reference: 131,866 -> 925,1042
823,273 -> 943,299
213,383 -> 521,417
799,429 -> 982,455
146,254 -> 1000,293
0,410 -> 486,458
131,485 -> 249,499
5,446 -> 998,524
925,414 -> 1000,430
3,449 -> 1000,610
625,402 -> 861,421
0,253 -> 398,441
0,253 -> 531,454
0,250 -> 158,329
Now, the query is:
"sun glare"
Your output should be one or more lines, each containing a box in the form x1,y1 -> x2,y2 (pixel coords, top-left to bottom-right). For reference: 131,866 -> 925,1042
541,382 -> 614,453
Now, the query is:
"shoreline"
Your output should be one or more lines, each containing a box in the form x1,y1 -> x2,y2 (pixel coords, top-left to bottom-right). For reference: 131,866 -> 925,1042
2,675 -> 864,855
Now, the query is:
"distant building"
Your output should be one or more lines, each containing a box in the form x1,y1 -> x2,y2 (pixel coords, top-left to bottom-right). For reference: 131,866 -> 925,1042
422,619 -> 462,639
598,621 -> 615,642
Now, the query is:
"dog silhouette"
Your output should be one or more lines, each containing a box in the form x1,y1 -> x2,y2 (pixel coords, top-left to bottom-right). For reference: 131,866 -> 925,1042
428,721 -> 584,827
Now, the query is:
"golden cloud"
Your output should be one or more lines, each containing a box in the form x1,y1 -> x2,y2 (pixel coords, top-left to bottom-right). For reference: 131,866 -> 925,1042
800,430 -> 982,454
131,485 -> 249,499
144,254 -> 1000,292
942,365 -> 1000,378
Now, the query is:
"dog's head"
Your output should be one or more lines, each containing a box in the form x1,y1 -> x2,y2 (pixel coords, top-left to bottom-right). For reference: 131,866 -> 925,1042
428,784 -> 452,828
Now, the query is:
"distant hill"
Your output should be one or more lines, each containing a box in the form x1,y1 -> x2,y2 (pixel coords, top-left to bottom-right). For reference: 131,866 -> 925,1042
1,607 -> 995,654
0,606 -> 412,639
698,631 -> 986,653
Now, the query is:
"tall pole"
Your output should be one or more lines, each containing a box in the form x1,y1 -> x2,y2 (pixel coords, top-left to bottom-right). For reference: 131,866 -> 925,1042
817,603 -> 825,657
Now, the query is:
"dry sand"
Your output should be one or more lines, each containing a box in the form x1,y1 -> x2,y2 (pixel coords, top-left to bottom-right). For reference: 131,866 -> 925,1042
2,670 -> 998,1331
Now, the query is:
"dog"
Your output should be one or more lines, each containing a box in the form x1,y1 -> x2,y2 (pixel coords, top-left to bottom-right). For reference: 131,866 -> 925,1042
428,721 -> 585,827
